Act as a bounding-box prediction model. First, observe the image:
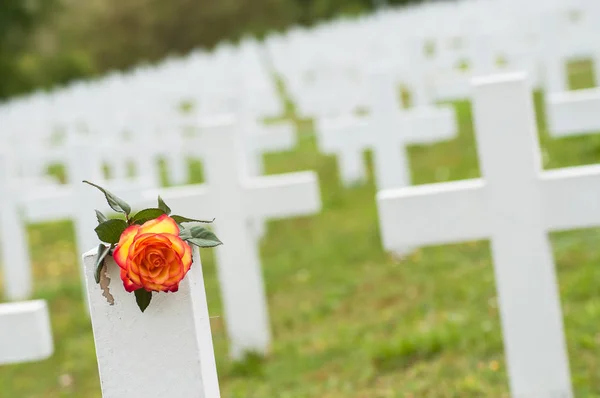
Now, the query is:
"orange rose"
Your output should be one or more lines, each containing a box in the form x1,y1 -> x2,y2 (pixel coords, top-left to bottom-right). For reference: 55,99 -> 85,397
113,214 -> 192,293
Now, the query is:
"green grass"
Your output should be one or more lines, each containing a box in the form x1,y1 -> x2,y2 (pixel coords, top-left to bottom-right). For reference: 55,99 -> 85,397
2,62 -> 600,397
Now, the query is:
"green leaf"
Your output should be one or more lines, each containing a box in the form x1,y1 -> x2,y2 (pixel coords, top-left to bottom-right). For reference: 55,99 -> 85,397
94,244 -> 112,284
171,215 -> 215,224
157,196 -> 171,215
181,226 -> 222,248
95,219 -> 128,244
134,289 -> 152,313
187,236 -> 222,248
95,210 -> 108,224
131,208 -> 166,225
83,180 -> 132,215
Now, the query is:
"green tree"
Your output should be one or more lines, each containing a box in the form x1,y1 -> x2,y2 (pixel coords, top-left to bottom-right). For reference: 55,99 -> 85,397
0,0 -> 58,98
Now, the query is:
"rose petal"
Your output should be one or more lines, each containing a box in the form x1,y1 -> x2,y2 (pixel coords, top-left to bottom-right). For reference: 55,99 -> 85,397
167,260 -> 184,278
127,263 -> 142,285
150,266 -> 170,284
142,280 -> 170,292
162,234 -> 193,273
139,214 -> 179,236
181,243 -> 192,273
130,234 -> 172,258
113,225 -> 141,269
120,268 -> 142,292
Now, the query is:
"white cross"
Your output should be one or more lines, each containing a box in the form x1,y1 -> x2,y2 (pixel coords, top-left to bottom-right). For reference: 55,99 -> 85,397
546,87 -> 600,137
241,121 -> 296,178
20,141 -> 155,309
237,120 -> 297,240
316,115 -> 370,186
0,300 -> 53,365
230,87 -> 298,179
316,70 -> 457,189
377,73 -> 590,397
188,114 -> 297,178
93,124 -> 162,187
188,114 -> 297,240
135,118 -> 321,359
540,4 -> 600,94
83,247 -> 220,398
161,120 -> 190,186
0,151 -> 34,301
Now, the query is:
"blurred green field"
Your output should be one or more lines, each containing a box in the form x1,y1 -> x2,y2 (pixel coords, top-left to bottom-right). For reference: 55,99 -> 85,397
1,62 -> 600,397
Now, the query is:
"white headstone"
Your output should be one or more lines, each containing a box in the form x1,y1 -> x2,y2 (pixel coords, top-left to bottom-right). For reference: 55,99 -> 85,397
0,300 -> 53,365
83,247 -> 221,398
377,73 -> 579,397
138,119 -> 321,359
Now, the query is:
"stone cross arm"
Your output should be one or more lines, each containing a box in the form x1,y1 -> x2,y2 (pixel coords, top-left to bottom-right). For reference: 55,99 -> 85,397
21,186 -> 78,222
377,179 -> 487,249
189,115 -> 296,157
0,300 -> 53,365
135,171 -> 320,224
401,105 -> 457,144
542,165 -> 600,230
546,88 -> 600,136
317,105 -> 457,151
249,122 -> 296,153
138,185 -> 212,221
21,180 -> 155,222
245,171 -> 321,220
316,116 -> 371,153
378,165 -> 600,250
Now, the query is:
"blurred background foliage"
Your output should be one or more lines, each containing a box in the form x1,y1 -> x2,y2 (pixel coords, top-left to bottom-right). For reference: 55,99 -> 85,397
0,0 -> 423,100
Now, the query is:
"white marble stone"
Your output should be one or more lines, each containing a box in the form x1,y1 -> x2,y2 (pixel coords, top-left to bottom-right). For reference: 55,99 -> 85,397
136,119 -> 321,359
547,88 -> 600,136
0,300 -> 53,365
377,73 -> 581,397
316,70 -> 457,190
83,246 -> 221,398
19,142 -> 156,309
0,151 -> 33,301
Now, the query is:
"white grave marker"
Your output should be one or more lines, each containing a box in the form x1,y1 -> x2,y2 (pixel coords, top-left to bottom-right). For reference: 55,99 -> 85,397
316,71 -> 457,189
21,142 -> 155,310
194,114 -> 297,239
243,123 -> 297,239
137,119 -> 321,359
377,73 -> 585,397
83,247 -> 221,398
163,122 -> 190,186
317,116 -> 370,186
546,88 -> 600,136
368,70 -> 457,190
0,151 -> 33,301
0,300 -> 53,365
242,123 -> 297,181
